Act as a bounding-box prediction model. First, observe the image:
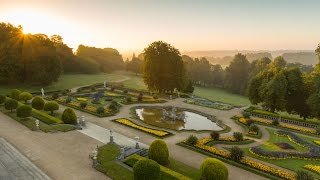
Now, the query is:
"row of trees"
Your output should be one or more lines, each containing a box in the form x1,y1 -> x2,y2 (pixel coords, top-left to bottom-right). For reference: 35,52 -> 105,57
0,22 -> 125,85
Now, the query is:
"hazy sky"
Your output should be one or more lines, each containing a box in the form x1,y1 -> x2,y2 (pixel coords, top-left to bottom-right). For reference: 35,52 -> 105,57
1,0 -> 320,54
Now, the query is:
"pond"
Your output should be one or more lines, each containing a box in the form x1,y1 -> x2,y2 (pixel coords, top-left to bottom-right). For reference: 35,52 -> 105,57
135,107 -> 223,131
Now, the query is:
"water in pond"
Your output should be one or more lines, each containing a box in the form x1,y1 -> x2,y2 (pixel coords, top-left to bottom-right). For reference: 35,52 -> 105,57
135,108 -> 223,131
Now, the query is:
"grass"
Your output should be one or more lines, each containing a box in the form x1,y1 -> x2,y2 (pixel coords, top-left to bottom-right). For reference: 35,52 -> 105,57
193,86 -> 251,106
243,129 -> 320,179
166,158 -> 201,179
96,144 -> 133,180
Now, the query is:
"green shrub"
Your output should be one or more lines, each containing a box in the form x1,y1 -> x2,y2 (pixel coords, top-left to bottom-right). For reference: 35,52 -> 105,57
249,124 -> 259,133
316,127 -> 320,135
272,119 -> 279,126
148,139 -> 169,165
44,101 -> 59,115
32,96 -> 45,110
200,158 -> 228,180
19,92 -> 32,103
186,135 -> 198,145
97,106 -> 105,114
153,94 -> 159,99
133,159 -> 160,180
10,89 -> 21,100
5,99 -> 18,112
233,132 -> 243,141
242,112 -> 250,118
0,95 -> 6,104
52,93 -> 59,100
229,146 -> 244,162
66,97 -> 72,103
80,102 -> 87,109
138,93 -> 143,102
296,170 -> 314,180
17,105 -> 32,119
123,89 -> 128,94
31,109 -> 63,124
246,119 -> 254,126
210,132 -> 220,141
108,101 -> 118,111
62,108 -> 77,124
126,96 -> 132,102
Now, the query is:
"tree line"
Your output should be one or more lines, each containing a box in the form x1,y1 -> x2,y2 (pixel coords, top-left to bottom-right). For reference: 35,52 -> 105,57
0,22 -> 125,85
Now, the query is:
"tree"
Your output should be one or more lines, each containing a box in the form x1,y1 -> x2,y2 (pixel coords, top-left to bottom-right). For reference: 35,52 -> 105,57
142,41 -> 187,93
270,56 -> 287,69
17,105 -> 32,119
0,95 -> 5,104
133,159 -> 160,180
80,102 -> 87,109
62,108 -> 77,124
44,101 -> 59,115
126,54 -> 143,75
11,89 -> 21,100
4,99 -> 18,112
148,139 -> 169,165
233,132 -> 243,141
229,146 -> 244,162
19,92 -> 32,103
307,93 -> 320,119
183,79 -> 194,93
224,53 -> 250,94
200,158 -> 228,180
210,132 -> 220,141
186,135 -> 198,145
32,96 -> 45,110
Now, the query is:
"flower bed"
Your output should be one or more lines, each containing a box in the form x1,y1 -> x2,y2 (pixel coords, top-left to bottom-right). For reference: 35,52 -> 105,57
234,117 -> 262,138
314,140 -> 320,146
76,97 -> 87,101
184,98 -> 233,110
181,137 -> 296,180
112,118 -> 172,137
304,165 -> 320,175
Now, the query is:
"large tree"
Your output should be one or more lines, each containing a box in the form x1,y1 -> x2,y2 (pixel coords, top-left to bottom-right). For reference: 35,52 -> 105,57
126,54 -> 143,75
142,41 -> 187,93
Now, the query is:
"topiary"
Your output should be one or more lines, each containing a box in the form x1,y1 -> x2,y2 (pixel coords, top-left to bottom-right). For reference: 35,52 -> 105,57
19,92 -> 33,104
133,159 -> 160,180
65,97 -> 72,104
44,101 -> 59,115
249,124 -> 259,133
229,146 -> 244,162
148,139 -> 169,165
242,112 -> 250,118
233,132 -> 243,141
246,119 -> 254,126
108,101 -> 118,111
123,89 -> 128,94
10,89 -> 21,100
200,158 -> 228,180
5,99 -> 18,112
210,132 -> 220,141
316,127 -> 320,135
80,102 -> 87,109
126,96 -> 132,102
52,93 -> 59,100
0,95 -> 5,104
62,108 -> 77,124
32,96 -> 45,110
97,106 -> 104,114
296,170 -> 314,180
138,93 -> 143,102
272,119 -> 279,126
186,135 -> 198,145
17,105 -> 32,119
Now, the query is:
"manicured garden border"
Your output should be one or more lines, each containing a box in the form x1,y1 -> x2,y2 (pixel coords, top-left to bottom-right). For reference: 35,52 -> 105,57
112,118 -> 173,138
206,139 -> 255,146
231,116 -> 263,139
177,142 -> 289,180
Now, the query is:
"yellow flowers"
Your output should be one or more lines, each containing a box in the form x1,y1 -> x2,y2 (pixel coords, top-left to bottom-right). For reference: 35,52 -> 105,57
314,140 -> 320,146
56,97 -> 66,103
114,118 -> 170,137
280,123 -> 316,134
68,101 -> 80,107
219,137 -> 238,142
239,117 -> 247,124
85,106 -> 97,112
76,97 -> 87,101
105,93 -> 118,97
197,137 -> 212,145
304,165 -> 320,175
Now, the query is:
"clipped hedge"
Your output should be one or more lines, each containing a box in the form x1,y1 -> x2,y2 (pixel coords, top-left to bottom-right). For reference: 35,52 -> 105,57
124,154 -> 192,180
31,109 -> 63,124
133,159 -> 160,180
200,158 -> 228,180
149,140 -> 169,165
62,108 -> 77,124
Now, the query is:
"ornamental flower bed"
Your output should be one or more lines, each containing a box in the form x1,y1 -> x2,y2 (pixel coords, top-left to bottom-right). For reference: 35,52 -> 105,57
76,97 -> 87,101
274,143 -> 295,150
314,140 -> 320,146
250,130 -> 320,160
304,165 -> 320,175
186,137 -> 296,180
184,98 -> 233,110
113,118 -> 172,137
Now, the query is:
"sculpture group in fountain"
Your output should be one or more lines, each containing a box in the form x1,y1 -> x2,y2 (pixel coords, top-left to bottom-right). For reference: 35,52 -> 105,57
162,107 -> 185,123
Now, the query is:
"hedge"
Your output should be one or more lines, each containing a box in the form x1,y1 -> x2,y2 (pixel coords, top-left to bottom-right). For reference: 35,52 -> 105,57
133,159 -> 160,180
31,109 -> 63,124
124,154 -> 192,180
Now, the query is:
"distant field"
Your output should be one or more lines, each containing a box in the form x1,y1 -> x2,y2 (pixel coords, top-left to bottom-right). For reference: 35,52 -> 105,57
193,86 -> 251,106
0,71 -> 251,106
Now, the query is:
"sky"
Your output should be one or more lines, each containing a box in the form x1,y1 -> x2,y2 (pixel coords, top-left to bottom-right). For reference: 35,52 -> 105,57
1,0 -> 320,55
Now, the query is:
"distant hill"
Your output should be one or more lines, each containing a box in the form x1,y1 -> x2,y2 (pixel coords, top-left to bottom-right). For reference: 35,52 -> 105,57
183,50 -> 318,65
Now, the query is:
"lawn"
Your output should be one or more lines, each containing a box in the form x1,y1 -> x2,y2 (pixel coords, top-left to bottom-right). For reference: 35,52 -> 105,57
242,129 -> 320,178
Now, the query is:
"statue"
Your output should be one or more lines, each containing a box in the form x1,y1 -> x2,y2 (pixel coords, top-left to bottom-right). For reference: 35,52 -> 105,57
109,130 -> 114,144
35,119 -> 40,131
135,136 -> 140,149
104,81 -> 107,88
41,88 -> 44,97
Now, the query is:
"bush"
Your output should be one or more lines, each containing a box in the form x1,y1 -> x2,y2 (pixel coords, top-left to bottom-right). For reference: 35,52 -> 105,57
0,95 -> 6,104
210,132 -> 220,141
200,158 -> 228,180
97,106 -> 105,114
44,101 -> 59,115
229,146 -> 244,162
272,119 -> 279,126
66,97 -> 72,104
242,112 -> 250,118
249,124 -> 259,133
153,94 -> 159,99
148,139 -> 169,165
126,96 -> 132,102
5,99 -> 18,112
108,101 -> 118,111
296,170 -> 314,180
52,93 -> 59,100
233,132 -> 243,141
123,90 -> 128,94
186,135 -> 198,145
17,105 -> 32,119
19,92 -> 32,103
32,96 -> 45,110
138,93 -> 143,102
80,102 -> 87,109
10,89 -> 21,100
133,159 -> 160,180
246,119 -> 254,126
316,127 -> 320,135
62,108 -> 77,124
